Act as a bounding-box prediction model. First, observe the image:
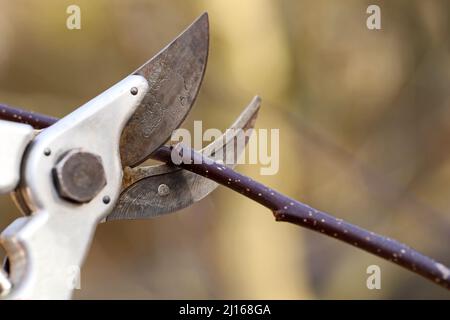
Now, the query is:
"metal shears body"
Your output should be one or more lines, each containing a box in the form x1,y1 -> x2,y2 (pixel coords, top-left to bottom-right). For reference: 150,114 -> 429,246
0,13 -> 260,299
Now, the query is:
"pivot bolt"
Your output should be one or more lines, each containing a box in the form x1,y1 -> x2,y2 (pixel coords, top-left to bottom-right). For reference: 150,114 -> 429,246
53,150 -> 107,203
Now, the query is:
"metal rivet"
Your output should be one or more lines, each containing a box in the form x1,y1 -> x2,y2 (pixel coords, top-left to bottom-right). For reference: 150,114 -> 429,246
157,184 -> 170,196
103,196 -> 111,204
130,87 -> 138,95
44,148 -> 51,156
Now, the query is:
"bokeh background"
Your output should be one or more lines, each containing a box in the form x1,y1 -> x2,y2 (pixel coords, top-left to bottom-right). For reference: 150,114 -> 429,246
1,0 -> 450,299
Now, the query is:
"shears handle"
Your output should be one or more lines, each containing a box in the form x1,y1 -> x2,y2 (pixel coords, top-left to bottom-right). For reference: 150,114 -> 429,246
0,75 -> 148,299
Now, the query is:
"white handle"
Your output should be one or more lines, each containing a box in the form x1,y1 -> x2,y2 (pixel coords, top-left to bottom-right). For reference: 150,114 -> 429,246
0,120 -> 34,193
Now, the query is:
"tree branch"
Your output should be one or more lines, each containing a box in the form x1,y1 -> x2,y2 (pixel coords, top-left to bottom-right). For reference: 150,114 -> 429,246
1,103 -> 449,290
0,103 -> 58,129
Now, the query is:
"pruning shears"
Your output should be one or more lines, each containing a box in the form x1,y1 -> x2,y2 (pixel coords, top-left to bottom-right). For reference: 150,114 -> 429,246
0,13 -> 260,299
1,12 -> 449,299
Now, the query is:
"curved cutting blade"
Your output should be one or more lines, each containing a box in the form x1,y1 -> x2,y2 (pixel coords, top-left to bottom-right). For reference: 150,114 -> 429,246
120,13 -> 209,168
106,96 -> 261,221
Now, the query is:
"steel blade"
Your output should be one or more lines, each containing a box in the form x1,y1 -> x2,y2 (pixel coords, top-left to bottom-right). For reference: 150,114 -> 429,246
106,96 -> 260,221
120,13 -> 209,168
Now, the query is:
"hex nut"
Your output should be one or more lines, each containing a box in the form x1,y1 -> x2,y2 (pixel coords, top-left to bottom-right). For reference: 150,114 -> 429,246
53,150 -> 107,203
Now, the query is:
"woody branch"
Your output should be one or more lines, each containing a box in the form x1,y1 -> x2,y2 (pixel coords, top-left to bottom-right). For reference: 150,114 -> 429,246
1,102 -> 449,290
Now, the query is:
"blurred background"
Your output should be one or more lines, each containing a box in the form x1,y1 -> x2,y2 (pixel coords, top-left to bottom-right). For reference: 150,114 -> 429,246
1,0 -> 450,299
